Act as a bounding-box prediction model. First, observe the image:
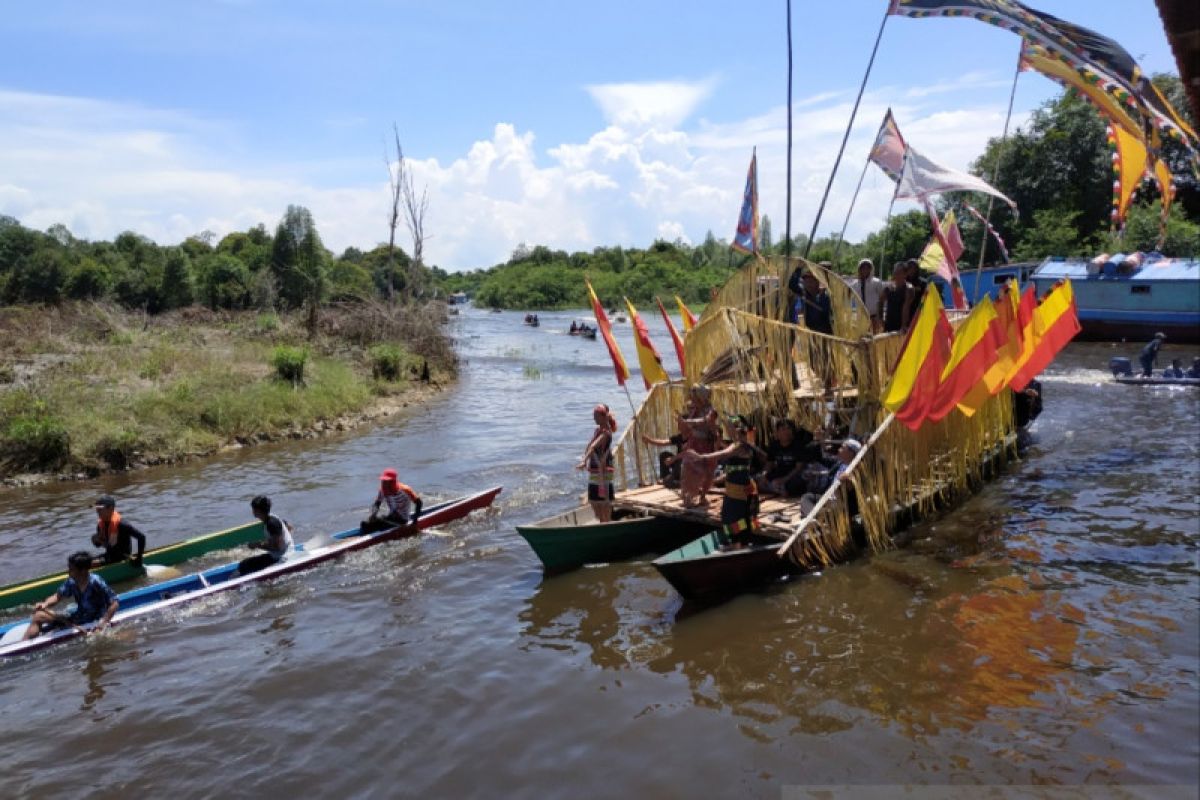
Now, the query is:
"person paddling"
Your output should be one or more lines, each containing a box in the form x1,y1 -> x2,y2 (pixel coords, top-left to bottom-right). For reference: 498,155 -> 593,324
23,551 -> 119,641
238,495 -> 294,576
360,469 -> 422,534
90,494 -> 146,568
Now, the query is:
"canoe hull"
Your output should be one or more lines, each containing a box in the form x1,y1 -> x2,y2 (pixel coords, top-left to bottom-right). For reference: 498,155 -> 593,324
0,520 -> 265,612
652,532 -> 794,600
0,486 -> 502,659
516,506 -> 708,572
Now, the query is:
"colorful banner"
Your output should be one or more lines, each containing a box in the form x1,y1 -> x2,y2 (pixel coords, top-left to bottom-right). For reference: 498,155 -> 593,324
655,296 -> 686,375
928,295 -> 1000,422
898,146 -> 1017,210
624,297 -> 669,390
675,295 -> 699,332
585,279 -> 630,386
883,285 -> 953,431
918,209 -> 964,281
869,108 -> 908,182
731,149 -> 759,254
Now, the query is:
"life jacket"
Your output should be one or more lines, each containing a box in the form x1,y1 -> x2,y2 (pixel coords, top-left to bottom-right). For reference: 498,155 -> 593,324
96,511 -> 122,547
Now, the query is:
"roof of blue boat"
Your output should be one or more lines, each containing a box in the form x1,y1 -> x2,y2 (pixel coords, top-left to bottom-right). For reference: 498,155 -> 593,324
1034,257 -> 1200,281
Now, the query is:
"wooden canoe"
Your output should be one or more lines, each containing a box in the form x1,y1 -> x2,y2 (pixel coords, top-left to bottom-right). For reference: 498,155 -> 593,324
0,486 -> 502,659
1113,375 -> 1200,386
516,505 -> 709,573
0,520 -> 266,612
652,531 -> 796,601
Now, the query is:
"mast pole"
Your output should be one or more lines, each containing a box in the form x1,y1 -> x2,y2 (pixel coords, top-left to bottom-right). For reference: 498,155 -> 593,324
803,6 -> 891,258
973,44 -> 1022,302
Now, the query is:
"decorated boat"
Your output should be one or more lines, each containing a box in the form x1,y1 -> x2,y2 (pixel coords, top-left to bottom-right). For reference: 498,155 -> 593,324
0,520 -> 266,612
516,505 -> 708,573
0,487 -> 501,659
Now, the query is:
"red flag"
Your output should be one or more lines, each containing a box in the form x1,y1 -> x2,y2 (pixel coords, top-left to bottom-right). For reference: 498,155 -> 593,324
655,296 -> 686,376
675,295 -> 698,332
883,285 -> 953,431
1010,279 -> 1081,391
927,296 -> 1000,422
585,279 -> 630,386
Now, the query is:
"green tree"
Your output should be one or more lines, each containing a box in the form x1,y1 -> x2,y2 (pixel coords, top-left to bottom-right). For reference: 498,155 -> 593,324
270,205 -> 327,312
160,247 -> 195,309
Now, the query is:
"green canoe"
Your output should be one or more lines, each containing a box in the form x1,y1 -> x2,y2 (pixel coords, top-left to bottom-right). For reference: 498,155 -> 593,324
516,505 -> 708,573
0,519 -> 264,612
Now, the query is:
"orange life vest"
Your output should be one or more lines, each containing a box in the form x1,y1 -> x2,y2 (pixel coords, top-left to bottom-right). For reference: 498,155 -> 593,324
96,511 -> 122,547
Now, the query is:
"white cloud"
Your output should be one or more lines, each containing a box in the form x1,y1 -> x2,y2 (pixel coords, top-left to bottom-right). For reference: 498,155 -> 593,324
0,78 -> 1025,271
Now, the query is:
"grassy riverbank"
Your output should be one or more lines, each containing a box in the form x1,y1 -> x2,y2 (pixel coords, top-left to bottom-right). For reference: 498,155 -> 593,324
0,302 -> 454,483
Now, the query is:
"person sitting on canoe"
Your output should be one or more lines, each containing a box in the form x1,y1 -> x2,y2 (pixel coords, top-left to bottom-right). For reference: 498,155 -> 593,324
90,494 -> 146,568
578,404 -> 617,522
1186,357 -> 1200,380
1162,358 -> 1185,379
642,425 -> 686,490
683,415 -> 759,548
360,468 -> 422,534
570,321 -> 578,334
1139,332 -> 1166,377
22,551 -> 119,641
238,495 -> 294,576
756,419 -> 816,497
799,439 -> 862,517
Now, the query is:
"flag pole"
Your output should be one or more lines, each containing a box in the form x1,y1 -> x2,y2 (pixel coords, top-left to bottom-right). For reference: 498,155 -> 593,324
878,152 -> 906,267
804,6 -> 891,258
620,384 -> 646,487
972,44 -> 1022,303
784,0 -> 794,266
831,155 -> 872,267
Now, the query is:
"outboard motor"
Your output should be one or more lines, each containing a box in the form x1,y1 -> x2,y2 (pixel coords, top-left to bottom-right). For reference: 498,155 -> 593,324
1109,356 -> 1133,377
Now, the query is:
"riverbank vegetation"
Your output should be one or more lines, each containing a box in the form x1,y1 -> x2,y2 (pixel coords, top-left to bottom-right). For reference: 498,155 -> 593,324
0,302 -> 452,481
439,76 -> 1199,309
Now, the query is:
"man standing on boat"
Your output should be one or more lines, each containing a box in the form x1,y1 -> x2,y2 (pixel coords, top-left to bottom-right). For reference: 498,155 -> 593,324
853,259 -> 885,333
1139,332 -> 1166,377
878,264 -> 916,333
23,551 -> 118,641
360,469 -> 422,534
238,496 -> 294,576
90,495 -> 146,568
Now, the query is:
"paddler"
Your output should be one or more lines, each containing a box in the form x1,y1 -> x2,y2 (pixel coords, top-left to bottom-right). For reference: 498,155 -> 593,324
90,494 -> 146,568
23,551 -> 119,641
238,495 -> 294,576
360,468 -> 422,534
684,415 -> 760,548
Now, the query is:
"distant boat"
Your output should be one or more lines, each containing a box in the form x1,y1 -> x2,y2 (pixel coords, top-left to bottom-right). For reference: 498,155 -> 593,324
1108,356 -> 1200,386
1032,255 -> 1200,343
448,291 -> 468,305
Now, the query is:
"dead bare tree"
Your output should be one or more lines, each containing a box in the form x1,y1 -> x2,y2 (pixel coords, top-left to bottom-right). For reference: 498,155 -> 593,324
396,127 -> 429,302
385,126 -> 403,305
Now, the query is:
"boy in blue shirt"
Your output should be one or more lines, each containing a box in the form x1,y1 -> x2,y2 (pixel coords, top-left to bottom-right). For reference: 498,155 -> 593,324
23,551 -> 119,640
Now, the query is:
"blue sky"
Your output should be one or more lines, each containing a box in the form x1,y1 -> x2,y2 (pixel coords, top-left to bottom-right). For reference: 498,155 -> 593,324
0,1 -> 1182,271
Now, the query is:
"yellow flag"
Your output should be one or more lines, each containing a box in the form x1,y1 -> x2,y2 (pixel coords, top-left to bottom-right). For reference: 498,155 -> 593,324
624,298 -> 669,390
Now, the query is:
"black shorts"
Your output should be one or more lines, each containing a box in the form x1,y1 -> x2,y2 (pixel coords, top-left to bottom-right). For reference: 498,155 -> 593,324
588,483 -> 613,502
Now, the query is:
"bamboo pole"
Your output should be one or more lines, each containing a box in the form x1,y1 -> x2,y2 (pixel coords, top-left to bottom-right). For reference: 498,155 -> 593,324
804,6 -> 891,258
972,44 -> 1022,303
831,155 -> 872,267
775,412 -> 896,558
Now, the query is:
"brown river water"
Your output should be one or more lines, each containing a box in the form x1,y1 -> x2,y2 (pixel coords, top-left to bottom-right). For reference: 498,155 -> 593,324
0,308 -> 1197,798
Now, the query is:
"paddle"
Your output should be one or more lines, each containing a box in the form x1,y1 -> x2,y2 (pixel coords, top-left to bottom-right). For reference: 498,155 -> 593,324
143,564 -> 182,580
0,609 -> 87,647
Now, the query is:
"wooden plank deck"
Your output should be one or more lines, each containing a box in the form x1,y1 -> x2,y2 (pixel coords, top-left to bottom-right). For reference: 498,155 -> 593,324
612,484 -> 803,540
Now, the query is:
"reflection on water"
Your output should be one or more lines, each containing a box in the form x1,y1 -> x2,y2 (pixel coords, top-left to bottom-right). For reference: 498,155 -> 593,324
0,319 -> 1196,793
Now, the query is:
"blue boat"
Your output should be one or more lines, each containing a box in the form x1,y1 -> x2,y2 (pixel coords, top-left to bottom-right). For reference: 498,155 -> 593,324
0,487 -> 501,659
931,262 -> 1038,306
1031,255 -> 1200,343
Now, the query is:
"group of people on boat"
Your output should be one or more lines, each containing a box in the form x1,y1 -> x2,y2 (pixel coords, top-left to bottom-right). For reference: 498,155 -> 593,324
569,320 -> 597,336
18,472 -> 423,642
523,313 -> 540,326
1139,333 -> 1200,379
789,257 -> 929,335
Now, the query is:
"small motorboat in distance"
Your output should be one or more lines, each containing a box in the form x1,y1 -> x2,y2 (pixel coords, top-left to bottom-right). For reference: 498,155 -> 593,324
1109,356 -> 1200,386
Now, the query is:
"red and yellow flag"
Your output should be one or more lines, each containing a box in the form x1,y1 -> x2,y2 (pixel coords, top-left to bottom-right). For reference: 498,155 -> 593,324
585,279 -> 630,386
1010,279 -> 1080,391
675,295 -> 698,332
655,296 -> 686,376
624,297 -> 669,390
957,280 -> 1022,416
883,285 -> 953,430
1002,284 -> 1040,389
927,295 -> 1000,422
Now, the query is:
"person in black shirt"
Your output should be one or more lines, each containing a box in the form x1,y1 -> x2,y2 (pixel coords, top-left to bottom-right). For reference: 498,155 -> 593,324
905,259 -> 928,298
878,263 -> 915,333
90,495 -> 146,567
757,420 -> 815,497
1139,332 -> 1166,376
642,429 -> 686,489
